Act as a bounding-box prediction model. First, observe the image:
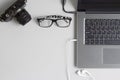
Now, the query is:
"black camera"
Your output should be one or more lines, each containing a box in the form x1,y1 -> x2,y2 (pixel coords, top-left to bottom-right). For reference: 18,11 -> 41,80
0,0 -> 31,25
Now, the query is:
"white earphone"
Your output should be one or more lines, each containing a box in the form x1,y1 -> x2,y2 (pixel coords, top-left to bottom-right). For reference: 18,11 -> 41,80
76,69 -> 95,80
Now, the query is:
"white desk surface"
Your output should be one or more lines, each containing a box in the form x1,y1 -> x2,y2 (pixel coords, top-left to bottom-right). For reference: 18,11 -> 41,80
0,0 -> 120,80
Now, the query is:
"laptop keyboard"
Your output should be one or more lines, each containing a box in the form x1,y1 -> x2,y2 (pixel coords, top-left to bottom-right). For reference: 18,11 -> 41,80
85,19 -> 120,45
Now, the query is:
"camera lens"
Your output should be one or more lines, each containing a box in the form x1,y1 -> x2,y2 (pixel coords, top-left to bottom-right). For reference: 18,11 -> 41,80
15,9 -> 31,25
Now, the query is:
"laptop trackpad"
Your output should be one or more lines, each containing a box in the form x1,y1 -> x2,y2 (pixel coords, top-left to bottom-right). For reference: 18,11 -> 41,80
103,48 -> 120,64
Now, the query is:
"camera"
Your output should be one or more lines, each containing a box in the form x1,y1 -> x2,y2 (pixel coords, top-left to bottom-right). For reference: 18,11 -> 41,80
0,0 -> 31,25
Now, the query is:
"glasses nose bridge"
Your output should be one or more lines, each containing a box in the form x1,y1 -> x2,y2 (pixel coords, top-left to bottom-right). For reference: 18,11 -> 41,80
52,20 -> 57,23
52,20 -> 58,25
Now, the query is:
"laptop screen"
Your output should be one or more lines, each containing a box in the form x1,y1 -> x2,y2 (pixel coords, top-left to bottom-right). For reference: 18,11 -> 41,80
77,0 -> 120,11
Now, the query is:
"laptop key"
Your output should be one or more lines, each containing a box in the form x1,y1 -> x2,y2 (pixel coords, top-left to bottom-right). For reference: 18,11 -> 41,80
85,19 -> 120,45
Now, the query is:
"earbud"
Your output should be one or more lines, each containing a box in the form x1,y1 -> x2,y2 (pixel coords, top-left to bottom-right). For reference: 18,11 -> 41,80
76,70 -> 90,77
76,70 -> 95,80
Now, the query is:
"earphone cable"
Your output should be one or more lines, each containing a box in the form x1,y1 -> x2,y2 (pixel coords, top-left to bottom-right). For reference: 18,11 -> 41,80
64,39 -> 77,80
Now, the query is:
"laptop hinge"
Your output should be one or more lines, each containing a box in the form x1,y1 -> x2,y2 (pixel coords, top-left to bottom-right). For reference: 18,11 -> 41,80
86,11 -> 120,14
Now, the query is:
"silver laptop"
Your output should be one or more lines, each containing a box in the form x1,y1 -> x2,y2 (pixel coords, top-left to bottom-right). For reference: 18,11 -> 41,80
76,0 -> 120,68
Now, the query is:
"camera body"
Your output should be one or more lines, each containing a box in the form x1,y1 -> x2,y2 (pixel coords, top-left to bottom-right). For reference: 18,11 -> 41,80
0,0 -> 31,25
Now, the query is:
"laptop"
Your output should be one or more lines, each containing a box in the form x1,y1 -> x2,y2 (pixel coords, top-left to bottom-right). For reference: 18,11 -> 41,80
76,0 -> 120,68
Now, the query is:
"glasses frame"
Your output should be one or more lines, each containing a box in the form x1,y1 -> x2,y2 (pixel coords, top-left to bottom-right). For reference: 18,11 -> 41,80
37,15 -> 72,28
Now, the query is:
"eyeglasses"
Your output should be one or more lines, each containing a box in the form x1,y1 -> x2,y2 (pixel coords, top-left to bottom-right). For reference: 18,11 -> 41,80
37,15 -> 72,28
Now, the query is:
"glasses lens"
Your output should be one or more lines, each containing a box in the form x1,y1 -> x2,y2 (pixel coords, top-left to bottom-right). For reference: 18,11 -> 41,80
56,19 -> 70,27
39,20 -> 52,27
